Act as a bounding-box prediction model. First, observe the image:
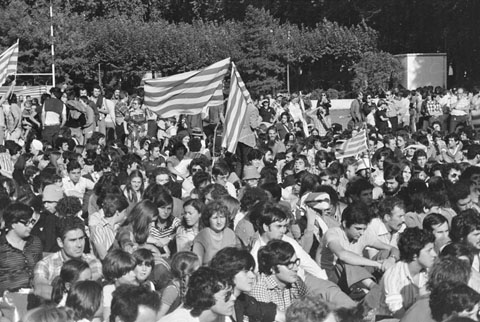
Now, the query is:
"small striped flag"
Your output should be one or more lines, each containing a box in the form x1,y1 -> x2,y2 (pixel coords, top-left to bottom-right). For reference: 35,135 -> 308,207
222,62 -> 250,153
0,40 -> 19,86
143,58 -> 230,118
335,129 -> 368,159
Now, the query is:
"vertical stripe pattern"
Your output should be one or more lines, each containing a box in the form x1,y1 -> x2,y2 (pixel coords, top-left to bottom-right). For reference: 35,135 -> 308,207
335,129 -> 368,159
0,40 -> 19,86
222,62 -> 250,153
144,58 -> 230,118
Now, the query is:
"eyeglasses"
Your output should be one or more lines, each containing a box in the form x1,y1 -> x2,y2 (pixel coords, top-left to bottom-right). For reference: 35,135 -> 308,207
282,258 -> 301,270
17,218 -> 37,227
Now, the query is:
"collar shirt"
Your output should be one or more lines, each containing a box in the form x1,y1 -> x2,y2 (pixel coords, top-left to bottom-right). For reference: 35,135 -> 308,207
380,261 -> 428,315
62,176 -> 95,199
249,273 -> 307,311
364,218 -> 404,259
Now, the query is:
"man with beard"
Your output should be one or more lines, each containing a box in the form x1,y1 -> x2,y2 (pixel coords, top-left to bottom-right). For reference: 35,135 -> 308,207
265,126 -> 286,158
383,164 -> 403,196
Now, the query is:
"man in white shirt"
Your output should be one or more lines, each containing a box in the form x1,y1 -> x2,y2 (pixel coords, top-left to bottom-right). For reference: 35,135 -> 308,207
62,159 -> 94,201
364,196 -> 405,260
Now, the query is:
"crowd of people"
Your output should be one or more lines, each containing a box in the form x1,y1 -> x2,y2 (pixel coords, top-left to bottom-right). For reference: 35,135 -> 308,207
0,83 -> 480,322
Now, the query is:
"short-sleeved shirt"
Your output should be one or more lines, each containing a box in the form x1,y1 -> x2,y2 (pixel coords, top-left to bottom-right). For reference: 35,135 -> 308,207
0,235 -> 43,293
363,218 -> 404,259
193,227 -> 239,265
320,227 -> 374,278
34,251 -> 103,285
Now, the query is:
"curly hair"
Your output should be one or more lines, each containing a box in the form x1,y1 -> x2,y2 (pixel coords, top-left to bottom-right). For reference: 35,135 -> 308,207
184,266 -> 232,317
398,227 -> 435,263
450,209 -> 480,243
239,187 -> 269,212
430,281 -> 480,322
56,196 -> 83,218
286,295 -> 334,322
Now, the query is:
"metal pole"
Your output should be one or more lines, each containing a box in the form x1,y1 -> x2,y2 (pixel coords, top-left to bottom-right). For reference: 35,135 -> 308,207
287,30 -> 290,95
49,0 -> 55,87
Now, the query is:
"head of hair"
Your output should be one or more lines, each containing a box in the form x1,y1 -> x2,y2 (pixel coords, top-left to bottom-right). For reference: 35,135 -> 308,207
110,284 -> 160,322
430,281 -> 480,322
384,163 -> 403,183
212,162 -> 230,177
51,259 -> 90,304
102,249 -> 136,283
132,248 -> 155,269
239,186 -> 269,212
210,247 -> 255,280
55,196 -> 82,218
201,200 -> 230,230
125,199 -> 158,244
66,160 -> 82,173
202,183 -> 229,202
450,210 -> 480,243
423,213 -> 448,233
258,239 -> 295,275
252,201 -> 289,234
55,216 -> 85,241
427,256 -> 471,291
260,182 -> 282,202
341,202 -> 371,228
102,193 -> 129,218
184,266 -> 232,317
22,305 -> 74,322
398,227 -> 435,262
286,295 -> 334,322
378,196 -> 405,220
247,149 -> 263,162
170,251 -> 199,301
65,280 -> 102,321
149,186 -> 173,208
3,202 -> 34,230
345,177 -> 373,201
449,181 -> 472,207
192,171 -> 211,190
440,242 -> 474,266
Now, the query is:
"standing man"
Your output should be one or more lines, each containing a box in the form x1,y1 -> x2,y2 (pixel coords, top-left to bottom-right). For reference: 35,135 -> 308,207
91,85 -> 105,135
385,90 -> 398,132
349,91 -> 364,129
450,87 -> 471,132
42,87 -> 66,145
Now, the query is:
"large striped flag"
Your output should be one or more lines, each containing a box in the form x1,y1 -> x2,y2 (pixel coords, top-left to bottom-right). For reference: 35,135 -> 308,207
222,62 -> 251,153
143,58 -> 230,118
335,129 -> 368,159
0,40 -> 19,86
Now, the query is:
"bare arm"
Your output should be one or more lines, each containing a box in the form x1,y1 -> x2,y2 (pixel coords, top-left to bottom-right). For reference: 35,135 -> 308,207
328,239 -> 382,269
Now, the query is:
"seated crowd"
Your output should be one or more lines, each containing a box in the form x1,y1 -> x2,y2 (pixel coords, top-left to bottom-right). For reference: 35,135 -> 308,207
1,86 -> 480,322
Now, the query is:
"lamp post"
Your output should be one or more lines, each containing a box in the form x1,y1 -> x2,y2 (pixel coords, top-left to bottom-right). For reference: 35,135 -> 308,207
49,0 -> 56,87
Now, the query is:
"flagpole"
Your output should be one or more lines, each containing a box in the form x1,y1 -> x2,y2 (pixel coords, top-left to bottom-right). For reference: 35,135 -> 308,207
49,0 -> 56,87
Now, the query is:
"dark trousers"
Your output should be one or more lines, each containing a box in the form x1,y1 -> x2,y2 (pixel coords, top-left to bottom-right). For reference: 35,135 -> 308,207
389,116 -> 398,133
42,125 -> 60,145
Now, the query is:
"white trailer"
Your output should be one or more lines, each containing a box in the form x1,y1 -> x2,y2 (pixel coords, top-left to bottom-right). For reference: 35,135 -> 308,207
395,53 -> 447,90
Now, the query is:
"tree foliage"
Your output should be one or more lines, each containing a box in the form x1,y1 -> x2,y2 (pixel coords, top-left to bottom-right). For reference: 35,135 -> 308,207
351,51 -> 402,93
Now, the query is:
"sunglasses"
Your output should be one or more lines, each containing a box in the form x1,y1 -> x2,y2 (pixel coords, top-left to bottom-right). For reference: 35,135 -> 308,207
17,218 -> 37,227
282,258 -> 301,270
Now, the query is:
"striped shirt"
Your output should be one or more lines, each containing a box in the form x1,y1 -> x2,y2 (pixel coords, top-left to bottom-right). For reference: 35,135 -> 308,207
90,210 -> 119,257
0,234 -> 43,293
150,217 -> 181,240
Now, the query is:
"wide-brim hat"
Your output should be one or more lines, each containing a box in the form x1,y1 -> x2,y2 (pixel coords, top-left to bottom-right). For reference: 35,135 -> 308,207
191,127 -> 203,137
42,184 -> 64,203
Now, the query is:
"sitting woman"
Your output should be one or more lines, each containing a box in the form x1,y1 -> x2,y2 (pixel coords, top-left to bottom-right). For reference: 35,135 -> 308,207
192,200 -> 241,265
176,198 -> 204,252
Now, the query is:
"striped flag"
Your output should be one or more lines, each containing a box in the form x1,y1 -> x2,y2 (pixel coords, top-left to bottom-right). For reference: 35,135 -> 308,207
335,129 -> 368,159
0,40 -> 19,86
222,62 -> 250,153
143,58 -> 230,118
